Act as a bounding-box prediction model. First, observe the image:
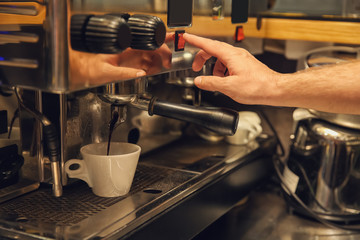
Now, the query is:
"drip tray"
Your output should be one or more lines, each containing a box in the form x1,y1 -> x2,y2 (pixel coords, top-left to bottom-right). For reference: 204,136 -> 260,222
0,136 -> 275,240
0,165 -> 194,227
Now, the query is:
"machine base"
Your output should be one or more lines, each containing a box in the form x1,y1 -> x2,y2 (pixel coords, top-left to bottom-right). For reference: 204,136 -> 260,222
0,135 -> 276,240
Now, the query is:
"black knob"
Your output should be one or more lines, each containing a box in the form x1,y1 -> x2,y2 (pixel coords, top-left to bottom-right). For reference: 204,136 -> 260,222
71,14 -> 131,54
127,14 -> 166,50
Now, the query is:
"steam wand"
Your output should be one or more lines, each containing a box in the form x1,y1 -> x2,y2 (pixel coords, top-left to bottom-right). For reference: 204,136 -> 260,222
14,88 -> 62,197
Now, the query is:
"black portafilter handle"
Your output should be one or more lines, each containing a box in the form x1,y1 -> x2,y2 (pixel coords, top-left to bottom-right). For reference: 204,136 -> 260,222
148,97 -> 239,136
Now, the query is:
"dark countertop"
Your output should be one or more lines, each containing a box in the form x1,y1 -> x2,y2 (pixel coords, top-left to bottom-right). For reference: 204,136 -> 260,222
194,181 -> 360,240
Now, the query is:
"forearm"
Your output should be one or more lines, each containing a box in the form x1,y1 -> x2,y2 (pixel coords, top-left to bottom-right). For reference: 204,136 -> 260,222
273,60 -> 360,115
183,33 -> 360,114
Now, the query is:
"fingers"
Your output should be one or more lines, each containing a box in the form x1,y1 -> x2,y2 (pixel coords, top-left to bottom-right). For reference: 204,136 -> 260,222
184,33 -> 234,73
192,50 -> 212,72
213,60 -> 227,76
165,32 -> 175,42
194,75 -> 227,92
183,33 -> 232,60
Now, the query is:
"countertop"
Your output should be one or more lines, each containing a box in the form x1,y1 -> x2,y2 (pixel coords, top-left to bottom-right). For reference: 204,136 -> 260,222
194,181 -> 360,240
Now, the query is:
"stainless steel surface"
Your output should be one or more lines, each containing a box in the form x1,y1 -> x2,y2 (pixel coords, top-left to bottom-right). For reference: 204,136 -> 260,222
55,89 -> 185,185
0,164 -> 190,229
59,93 -> 67,186
0,179 -> 39,204
47,0 -> 69,92
287,118 -> 360,219
6,90 -> 45,203
0,136 -> 273,240
100,78 -> 147,105
308,109 -> 360,130
0,1 -> 261,239
312,121 -> 360,215
313,121 -> 360,142
0,4 -> 38,16
0,58 -> 38,69
304,46 -> 360,69
0,0 -> 227,93
194,186 -> 360,240
0,2 -> 46,90
0,32 -> 39,44
128,97 -> 150,111
50,161 -> 62,197
0,0 -> 246,93
285,46 -> 360,220
16,89 -> 62,197
15,88 -> 51,126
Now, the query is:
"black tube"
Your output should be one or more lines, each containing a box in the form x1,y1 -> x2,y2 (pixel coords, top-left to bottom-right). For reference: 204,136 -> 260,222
148,97 -> 238,136
43,124 -> 60,163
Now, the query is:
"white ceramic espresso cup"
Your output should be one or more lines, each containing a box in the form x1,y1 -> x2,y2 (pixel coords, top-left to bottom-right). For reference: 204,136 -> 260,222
225,111 -> 262,145
65,142 -> 141,197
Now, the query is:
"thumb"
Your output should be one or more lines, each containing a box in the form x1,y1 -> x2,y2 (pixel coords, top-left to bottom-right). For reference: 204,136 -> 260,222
194,75 -> 227,92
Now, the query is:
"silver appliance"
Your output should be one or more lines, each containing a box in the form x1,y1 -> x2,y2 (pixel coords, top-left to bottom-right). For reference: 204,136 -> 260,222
0,1 -> 276,239
285,109 -> 360,221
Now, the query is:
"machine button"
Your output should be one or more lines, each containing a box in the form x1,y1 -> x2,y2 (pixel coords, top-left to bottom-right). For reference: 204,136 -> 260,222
234,26 -> 244,42
175,30 -> 185,51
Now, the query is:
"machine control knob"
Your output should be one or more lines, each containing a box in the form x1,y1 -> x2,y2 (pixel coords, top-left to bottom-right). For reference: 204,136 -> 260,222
127,14 -> 166,50
71,14 -> 131,53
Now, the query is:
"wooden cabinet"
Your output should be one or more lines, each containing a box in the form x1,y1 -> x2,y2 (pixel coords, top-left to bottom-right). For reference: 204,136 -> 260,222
156,14 -> 360,45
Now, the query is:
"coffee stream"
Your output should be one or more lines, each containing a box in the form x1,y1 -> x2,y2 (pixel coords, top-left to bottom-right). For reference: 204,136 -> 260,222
107,111 -> 119,156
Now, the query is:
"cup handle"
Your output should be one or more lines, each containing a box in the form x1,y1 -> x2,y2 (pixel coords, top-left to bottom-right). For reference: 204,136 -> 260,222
65,159 -> 92,187
248,124 -> 262,141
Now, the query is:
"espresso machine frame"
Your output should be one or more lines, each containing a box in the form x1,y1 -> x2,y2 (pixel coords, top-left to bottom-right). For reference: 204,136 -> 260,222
0,1 -> 277,239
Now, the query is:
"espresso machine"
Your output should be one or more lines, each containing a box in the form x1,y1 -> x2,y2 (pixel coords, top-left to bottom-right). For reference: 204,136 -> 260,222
0,1 -> 276,239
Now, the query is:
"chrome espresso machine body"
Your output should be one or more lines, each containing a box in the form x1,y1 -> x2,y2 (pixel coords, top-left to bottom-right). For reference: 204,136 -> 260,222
0,1 -> 276,239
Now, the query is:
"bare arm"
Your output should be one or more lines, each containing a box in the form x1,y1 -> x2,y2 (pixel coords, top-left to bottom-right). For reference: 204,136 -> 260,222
183,33 -> 360,115
276,61 -> 360,114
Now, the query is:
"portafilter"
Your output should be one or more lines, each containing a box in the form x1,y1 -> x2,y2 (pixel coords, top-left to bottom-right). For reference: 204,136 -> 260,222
98,78 -> 238,136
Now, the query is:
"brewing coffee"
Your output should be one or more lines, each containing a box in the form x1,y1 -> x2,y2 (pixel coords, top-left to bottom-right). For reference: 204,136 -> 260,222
107,111 -> 119,155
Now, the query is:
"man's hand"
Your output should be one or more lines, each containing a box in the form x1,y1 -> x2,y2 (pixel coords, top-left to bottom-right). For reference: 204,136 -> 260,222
183,33 -> 281,106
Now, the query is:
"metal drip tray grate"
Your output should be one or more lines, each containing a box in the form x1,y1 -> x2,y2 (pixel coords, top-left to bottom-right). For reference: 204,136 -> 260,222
0,136 -> 274,240
0,164 -> 172,226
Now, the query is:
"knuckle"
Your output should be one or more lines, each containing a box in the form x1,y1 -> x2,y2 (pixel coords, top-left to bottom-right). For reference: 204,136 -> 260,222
236,47 -> 249,57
